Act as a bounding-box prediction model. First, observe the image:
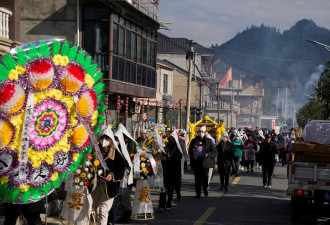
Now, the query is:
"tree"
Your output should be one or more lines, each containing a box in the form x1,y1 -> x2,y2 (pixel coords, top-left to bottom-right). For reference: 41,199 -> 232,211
296,97 -> 327,128
316,60 -> 330,118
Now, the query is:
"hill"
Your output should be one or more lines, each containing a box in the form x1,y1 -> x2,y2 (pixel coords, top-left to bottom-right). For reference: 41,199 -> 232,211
211,19 -> 330,116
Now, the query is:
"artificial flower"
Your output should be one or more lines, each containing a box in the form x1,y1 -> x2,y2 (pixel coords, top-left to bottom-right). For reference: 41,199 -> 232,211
98,170 -> 103,176
85,161 -> 92,166
8,69 -> 19,80
94,160 -> 100,167
19,184 -> 30,192
0,176 -> 9,185
73,153 -> 80,162
50,172 -> 58,181
85,74 -> 94,88
130,153 -> 135,158
84,180 -> 90,186
141,157 -> 146,162
142,146 -> 147,150
142,167 -> 147,172
80,173 -> 86,178
141,163 -> 146,168
52,54 -> 69,66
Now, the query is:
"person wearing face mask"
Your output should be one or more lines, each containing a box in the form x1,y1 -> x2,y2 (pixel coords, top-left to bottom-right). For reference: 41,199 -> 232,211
244,133 -> 257,173
136,129 -> 148,144
189,126 -> 217,198
216,133 -> 235,192
179,129 -> 188,173
232,134 -> 244,176
92,126 -> 126,225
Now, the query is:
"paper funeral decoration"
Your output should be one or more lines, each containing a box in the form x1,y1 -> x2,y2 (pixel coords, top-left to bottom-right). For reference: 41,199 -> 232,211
0,39 -> 106,203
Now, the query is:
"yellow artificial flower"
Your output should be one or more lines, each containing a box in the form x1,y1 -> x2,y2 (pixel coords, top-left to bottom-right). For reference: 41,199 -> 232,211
8,69 -> 18,80
16,65 -> 26,75
140,157 -> 146,162
142,146 -> 147,150
80,173 -> 86,178
85,74 -> 95,88
142,167 -> 147,172
94,159 -> 100,167
91,110 -> 99,127
148,136 -> 153,140
0,176 -> 9,185
73,153 -> 80,162
52,54 -> 69,66
158,132 -> 162,135
164,125 -> 167,128
19,184 -> 30,192
50,172 -> 59,181
153,150 -> 158,155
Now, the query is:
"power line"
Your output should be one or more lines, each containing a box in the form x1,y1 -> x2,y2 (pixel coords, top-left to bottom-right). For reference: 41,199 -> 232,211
212,48 -> 325,63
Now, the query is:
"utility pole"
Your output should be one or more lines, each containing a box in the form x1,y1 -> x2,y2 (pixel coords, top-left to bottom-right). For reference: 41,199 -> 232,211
185,40 -> 196,132
284,87 -> 287,126
217,85 -> 220,123
276,88 -> 279,116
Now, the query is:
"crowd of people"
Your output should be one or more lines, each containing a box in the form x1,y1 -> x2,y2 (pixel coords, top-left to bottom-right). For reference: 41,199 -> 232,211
3,124 -> 297,225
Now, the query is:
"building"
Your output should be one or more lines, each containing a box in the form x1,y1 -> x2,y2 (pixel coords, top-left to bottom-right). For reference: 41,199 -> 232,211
0,1 -> 21,56
206,60 -> 264,128
157,33 -> 217,122
20,0 -> 160,130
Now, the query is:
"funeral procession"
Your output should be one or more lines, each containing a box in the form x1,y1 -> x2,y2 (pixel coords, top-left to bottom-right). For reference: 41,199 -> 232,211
1,0 -> 330,225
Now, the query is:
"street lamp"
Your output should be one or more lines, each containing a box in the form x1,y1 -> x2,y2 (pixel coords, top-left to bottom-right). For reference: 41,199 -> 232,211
307,39 -> 330,52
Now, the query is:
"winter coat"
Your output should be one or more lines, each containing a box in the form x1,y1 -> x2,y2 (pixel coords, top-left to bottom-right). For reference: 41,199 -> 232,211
232,139 -> 244,158
162,141 -> 183,188
216,140 -> 235,168
259,141 -> 277,166
189,136 -> 217,169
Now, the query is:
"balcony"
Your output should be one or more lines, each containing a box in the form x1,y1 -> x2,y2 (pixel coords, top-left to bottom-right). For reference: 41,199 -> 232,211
127,0 -> 159,21
0,7 -> 12,39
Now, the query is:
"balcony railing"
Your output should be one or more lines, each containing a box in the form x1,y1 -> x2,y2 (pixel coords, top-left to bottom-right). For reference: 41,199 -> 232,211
0,7 -> 12,39
129,0 -> 159,21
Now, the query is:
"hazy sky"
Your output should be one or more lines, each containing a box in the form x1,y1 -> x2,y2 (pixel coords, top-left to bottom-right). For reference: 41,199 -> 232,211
158,0 -> 330,47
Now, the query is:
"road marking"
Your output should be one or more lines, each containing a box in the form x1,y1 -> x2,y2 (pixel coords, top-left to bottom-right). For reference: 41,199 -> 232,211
193,207 -> 216,225
231,177 -> 240,185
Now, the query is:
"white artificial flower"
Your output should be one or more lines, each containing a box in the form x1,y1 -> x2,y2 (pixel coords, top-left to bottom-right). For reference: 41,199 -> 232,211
76,169 -> 81,174
74,178 -> 80,183
141,163 -> 146,167
87,173 -> 93,179
85,168 -> 89,172
98,170 -> 103,176
80,182 -> 83,186
85,161 -> 92,166
75,185 -> 80,189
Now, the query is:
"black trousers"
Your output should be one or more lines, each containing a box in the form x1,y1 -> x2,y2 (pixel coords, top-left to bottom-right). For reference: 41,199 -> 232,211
193,167 -> 209,195
262,164 -> 275,186
4,201 -> 45,225
246,160 -> 254,170
218,163 -> 231,188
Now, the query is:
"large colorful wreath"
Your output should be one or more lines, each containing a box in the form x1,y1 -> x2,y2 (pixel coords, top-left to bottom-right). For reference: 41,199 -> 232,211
0,39 -> 106,203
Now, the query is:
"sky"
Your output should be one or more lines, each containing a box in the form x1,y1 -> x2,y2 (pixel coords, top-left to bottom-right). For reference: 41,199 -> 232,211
158,0 -> 330,47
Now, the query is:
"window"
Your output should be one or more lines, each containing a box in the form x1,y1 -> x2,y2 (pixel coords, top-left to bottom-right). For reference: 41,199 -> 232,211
113,23 -> 118,55
112,56 -> 118,79
137,36 -> 142,63
131,64 -> 136,84
119,59 -> 124,81
151,70 -> 156,88
126,30 -> 131,59
137,65 -> 142,85
143,38 -> 147,64
125,61 -> 131,82
163,74 -> 168,94
131,32 -> 136,61
119,27 -> 125,56
142,67 -> 147,86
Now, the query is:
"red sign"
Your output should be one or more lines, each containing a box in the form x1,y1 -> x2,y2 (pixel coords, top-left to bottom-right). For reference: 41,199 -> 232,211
272,120 -> 275,130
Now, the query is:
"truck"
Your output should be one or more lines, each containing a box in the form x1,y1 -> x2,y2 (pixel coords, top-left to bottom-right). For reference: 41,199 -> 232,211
287,120 -> 330,222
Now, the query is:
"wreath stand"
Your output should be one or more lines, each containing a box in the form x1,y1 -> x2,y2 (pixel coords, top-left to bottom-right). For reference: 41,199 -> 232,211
130,179 -> 154,220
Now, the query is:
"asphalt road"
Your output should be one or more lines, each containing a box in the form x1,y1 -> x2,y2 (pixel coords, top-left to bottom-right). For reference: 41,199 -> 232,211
124,164 -> 330,225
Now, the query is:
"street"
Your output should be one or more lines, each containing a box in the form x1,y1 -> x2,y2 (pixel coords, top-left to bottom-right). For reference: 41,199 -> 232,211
125,164 -> 330,225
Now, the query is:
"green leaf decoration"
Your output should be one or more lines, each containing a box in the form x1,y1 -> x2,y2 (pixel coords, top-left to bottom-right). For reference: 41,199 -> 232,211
86,146 -> 92,153
97,94 -> 105,104
94,126 -> 100,134
94,83 -> 105,94
83,56 -> 91,70
39,41 -> 50,57
52,40 -> 60,56
97,105 -> 107,114
16,48 -> 28,65
60,41 -> 70,56
52,178 -> 60,188
7,188 -> 20,203
0,185 -> 10,199
61,171 -> 69,179
70,162 -> 78,172
28,44 -> 39,60
21,190 -> 32,204
97,116 -> 106,124
93,72 -> 103,83
41,182 -> 51,195
76,51 -> 85,65
31,188 -> 41,201
0,65 -> 9,82
88,64 -> 97,76
3,54 -> 17,71
68,46 -> 78,61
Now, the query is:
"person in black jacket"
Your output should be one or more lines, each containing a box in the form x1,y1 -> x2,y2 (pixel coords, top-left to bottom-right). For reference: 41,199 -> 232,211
216,132 -> 235,192
92,126 -> 126,225
189,126 -> 217,198
259,134 -> 277,188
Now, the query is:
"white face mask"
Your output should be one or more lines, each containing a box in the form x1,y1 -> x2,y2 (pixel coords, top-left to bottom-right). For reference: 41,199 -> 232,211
223,138 -> 228,142
102,139 -> 110,147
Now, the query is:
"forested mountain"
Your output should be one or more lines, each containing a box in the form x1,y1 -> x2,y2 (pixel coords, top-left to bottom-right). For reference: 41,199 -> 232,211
211,19 -> 330,116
